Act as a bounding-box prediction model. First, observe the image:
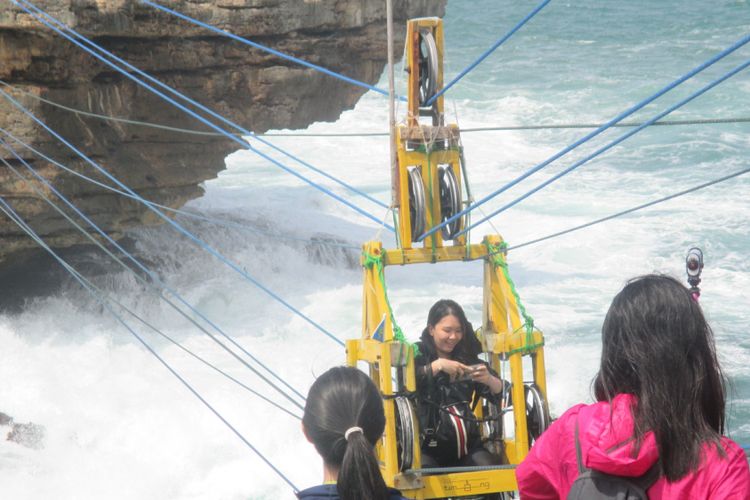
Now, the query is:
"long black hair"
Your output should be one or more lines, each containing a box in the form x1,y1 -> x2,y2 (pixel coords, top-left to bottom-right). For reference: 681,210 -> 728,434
302,366 -> 389,500
419,299 -> 482,363
593,274 -> 726,481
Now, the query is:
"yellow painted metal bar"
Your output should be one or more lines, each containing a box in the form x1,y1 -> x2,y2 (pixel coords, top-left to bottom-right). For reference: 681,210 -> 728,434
400,469 -> 518,499
345,339 -> 357,367
435,21 -> 445,120
484,263 -> 511,335
489,330 -> 545,355
485,236 -> 524,334
379,341 -> 401,486
424,148 -> 442,249
384,243 -> 487,265
405,21 -> 420,127
504,438 -> 519,465
395,126 -> 413,248
362,241 -> 395,342
509,351 -> 529,458
533,349 -> 548,400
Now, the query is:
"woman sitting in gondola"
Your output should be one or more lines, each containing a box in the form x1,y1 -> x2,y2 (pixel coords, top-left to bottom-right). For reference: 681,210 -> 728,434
415,299 -> 505,467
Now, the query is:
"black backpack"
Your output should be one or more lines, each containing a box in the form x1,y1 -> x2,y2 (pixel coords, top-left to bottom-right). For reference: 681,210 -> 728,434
567,420 -> 660,500
419,378 -> 481,466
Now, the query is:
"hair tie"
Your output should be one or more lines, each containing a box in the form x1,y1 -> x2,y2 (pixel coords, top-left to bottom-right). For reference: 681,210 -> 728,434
344,426 -> 363,441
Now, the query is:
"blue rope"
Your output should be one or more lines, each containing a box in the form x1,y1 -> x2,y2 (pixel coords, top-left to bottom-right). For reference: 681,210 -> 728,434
51,257 -> 303,420
19,0 -> 389,214
0,196 -> 299,492
0,89 -> 345,350
0,138 -> 308,408
0,127 -> 359,251
140,0 -> 406,103
425,0 -> 551,106
418,31 -> 750,242
504,166 -> 750,252
15,0 -> 392,230
460,55 -> 750,236
116,295 -> 304,421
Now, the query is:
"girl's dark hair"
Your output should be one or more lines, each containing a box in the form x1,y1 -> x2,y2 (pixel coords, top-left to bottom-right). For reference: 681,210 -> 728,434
302,366 -> 389,500
419,299 -> 482,363
593,274 -> 725,481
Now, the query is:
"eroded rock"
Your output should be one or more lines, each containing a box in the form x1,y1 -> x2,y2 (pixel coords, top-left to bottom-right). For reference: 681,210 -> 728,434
1,412 -> 46,449
0,0 -> 445,265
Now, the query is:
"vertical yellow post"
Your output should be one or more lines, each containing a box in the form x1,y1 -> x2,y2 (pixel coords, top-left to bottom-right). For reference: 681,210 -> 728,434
362,241 -> 393,342
379,342 -> 400,486
510,351 -> 529,457
483,234 -> 535,462
532,348 -> 548,400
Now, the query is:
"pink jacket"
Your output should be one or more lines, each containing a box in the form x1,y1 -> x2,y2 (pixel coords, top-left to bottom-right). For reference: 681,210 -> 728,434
516,394 -> 750,499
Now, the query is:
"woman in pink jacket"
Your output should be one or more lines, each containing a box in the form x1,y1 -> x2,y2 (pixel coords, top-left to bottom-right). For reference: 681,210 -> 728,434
516,274 -> 750,499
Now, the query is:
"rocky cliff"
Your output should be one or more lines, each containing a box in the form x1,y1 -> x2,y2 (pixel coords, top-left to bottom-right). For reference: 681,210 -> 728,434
0,0 -> 445,265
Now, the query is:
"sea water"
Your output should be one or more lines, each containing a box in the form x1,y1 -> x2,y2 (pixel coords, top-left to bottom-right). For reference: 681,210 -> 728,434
0,1 -> 748,498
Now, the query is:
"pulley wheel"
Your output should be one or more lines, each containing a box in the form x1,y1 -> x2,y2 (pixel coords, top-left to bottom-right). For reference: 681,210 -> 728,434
418,30 -> 438,107
438,165 -> 462,240
524,383 -> 550,445
408,167 -> 426,241
394,396 -> 416,471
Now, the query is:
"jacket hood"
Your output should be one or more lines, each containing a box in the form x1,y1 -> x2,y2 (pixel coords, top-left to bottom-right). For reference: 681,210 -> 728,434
580,393 -> 659,477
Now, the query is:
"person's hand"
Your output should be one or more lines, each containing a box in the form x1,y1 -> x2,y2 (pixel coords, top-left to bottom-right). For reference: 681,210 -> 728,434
432,358 -> 470,380
469,364 -> 492,385
469,364 -> 505,394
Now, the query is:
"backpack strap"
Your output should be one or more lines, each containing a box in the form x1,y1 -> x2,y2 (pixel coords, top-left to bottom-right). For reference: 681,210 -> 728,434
631,460 -> 661,492
574,418 -> 587,474
575,417 -> 662,492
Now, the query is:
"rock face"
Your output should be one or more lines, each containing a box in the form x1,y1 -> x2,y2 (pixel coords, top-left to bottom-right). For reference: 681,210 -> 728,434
0,0 -> 445,264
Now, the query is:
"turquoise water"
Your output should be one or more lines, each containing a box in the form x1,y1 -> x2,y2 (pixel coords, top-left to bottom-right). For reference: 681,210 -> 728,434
0,2 -> 748,498
437,0 -> 750,441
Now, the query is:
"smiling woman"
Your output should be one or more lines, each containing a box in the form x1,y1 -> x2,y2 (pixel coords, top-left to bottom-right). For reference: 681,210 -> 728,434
414,299 -> 505,468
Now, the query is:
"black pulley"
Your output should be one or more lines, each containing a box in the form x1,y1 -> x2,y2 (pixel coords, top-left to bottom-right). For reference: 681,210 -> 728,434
524,383 -> 550,445
417,30 -> 438,107
408,167 -> 426,241
394,396 -> 416,471
438,165 -> 462,240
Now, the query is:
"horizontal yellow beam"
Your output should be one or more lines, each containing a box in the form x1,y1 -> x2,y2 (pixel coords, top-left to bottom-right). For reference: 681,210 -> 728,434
384,244 -> 487,265
398,124 -> 461,142
483,330 -> 545,355
347,339 -> 411,368
400,469 -> 518,498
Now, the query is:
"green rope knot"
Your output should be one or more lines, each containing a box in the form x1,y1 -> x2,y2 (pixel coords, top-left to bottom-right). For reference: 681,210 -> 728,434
484,240 -> 537,352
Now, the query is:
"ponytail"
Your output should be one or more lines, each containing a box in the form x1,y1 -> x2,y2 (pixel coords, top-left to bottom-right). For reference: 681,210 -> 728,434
303,366 -> 390,500
338,429 -> 389,500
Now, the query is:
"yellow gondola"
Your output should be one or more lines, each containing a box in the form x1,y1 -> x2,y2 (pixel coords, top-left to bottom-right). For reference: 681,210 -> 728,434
346,18 -> 551,499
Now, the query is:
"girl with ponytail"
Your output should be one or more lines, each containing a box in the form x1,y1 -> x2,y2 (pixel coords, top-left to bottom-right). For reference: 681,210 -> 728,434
299,366 -> 406,500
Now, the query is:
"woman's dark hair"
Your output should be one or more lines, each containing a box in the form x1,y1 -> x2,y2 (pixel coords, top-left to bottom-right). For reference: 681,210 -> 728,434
419,299 -> 482,363
593,274 -> 725,481
302,366 -> 389,500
